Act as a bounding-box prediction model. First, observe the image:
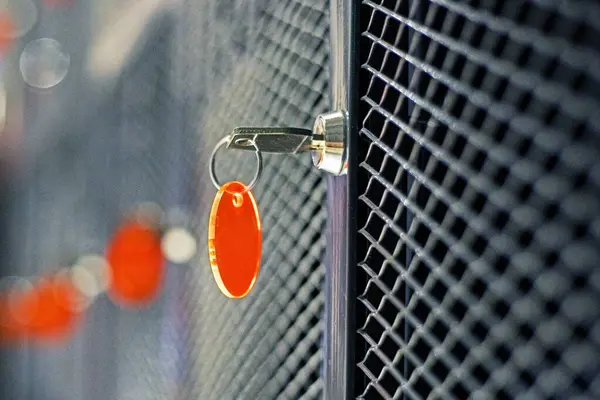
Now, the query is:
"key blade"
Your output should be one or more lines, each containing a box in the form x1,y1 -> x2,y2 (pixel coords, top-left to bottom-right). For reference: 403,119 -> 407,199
227,127 -> 314,154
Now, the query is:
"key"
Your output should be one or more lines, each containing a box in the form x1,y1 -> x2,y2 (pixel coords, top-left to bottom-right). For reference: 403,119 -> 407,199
226,127 -> 316,154
225,111 -> 348,175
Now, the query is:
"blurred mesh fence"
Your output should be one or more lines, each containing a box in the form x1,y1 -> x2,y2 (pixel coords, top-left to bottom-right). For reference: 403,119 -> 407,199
356,0 -> 600,399
1,0 -> 329,399
176,0 -> 329,398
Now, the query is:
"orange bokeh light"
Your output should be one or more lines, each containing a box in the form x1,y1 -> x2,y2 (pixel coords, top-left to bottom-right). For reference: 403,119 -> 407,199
0,275 -> 84,344
0,13 -> 15,54
106,219 -> 164,307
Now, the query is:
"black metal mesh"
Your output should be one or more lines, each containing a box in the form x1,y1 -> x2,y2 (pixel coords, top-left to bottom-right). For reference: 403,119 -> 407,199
356,0 -> 600,398
175,0 -> 329,399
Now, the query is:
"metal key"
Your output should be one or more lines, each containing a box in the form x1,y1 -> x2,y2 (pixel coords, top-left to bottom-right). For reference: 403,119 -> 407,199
227,127 -> 315,154
225,111 -> 348,175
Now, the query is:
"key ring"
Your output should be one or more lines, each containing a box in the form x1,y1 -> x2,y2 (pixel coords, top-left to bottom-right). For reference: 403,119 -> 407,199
207,135 -> 263,299
209,136 -> 263,193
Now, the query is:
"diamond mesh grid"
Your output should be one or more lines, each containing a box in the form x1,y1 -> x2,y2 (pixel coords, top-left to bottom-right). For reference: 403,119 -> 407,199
175,0 -> 329,399
356,0 -> 600,398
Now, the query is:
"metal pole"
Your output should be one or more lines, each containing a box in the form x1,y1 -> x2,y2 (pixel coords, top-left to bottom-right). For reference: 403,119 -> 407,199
323,0 -> 357,398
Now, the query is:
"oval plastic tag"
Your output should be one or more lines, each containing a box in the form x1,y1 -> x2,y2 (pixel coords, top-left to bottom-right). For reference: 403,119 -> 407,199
208,181 -> 262,298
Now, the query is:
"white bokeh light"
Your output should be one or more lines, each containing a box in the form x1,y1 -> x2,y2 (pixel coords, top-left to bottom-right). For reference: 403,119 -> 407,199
20,38 -> 70,89
71,254 -> 111,303
161,227 -> 197,264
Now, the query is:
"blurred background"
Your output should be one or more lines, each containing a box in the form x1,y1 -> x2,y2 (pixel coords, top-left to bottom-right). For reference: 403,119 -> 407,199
0,0 -> 329,399
3,0 -> 600,399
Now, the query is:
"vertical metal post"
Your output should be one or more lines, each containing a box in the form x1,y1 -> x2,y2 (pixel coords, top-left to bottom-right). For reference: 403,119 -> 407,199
323,0 -> 357,398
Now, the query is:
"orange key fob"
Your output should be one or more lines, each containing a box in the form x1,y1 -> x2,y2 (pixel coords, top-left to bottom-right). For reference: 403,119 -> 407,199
208,181 -> 262,298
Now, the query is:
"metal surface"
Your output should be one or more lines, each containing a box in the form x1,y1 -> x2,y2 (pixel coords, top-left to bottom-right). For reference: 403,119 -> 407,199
311,110 -> 348,175
356,0 -> 600,398
323,0 -> 357,398
227,110 -> 349,175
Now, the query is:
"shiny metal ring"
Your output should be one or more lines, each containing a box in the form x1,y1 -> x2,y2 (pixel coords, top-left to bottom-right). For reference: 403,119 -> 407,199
209,136 -> 262,192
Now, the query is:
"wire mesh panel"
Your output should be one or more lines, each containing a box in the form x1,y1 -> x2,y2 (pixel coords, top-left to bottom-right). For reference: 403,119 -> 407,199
356,0 -> 600,398
174,0 -> 330,399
